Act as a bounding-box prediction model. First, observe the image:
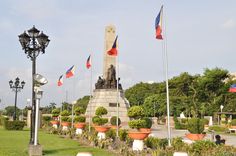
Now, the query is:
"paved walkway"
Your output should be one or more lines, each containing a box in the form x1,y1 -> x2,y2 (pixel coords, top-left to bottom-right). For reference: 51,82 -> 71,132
150,125 -> 236,146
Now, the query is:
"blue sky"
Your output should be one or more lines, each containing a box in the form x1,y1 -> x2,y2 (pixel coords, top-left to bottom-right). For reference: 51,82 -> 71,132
0,0 -> 235,109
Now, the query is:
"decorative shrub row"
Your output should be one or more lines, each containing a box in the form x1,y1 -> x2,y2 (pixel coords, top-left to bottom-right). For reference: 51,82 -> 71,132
208,125 -> 228,132
4,120 -> 25,130
0,116 -> 9,126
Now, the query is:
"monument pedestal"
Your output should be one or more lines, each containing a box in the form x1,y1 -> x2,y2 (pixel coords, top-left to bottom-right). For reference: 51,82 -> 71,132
85,89 -> 130,125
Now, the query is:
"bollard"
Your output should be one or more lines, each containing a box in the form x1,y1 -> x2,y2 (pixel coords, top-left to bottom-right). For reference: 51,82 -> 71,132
76,152 -> 93,156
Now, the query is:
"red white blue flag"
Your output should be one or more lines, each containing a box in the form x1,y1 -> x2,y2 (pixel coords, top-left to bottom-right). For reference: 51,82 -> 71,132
155,6 -> 163,40
66,65 -> 75,78
57,75 -> 63,86
229,84 -> 236,92
107,36 -> 118,56
86,55 -> 91,69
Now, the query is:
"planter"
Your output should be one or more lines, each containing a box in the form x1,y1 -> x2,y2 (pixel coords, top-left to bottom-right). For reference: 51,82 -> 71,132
61,122 -> 70,131
50,120 -> 59,125
74,123 -> 86,129
128,131 -> 150,151
128,131 -> 149,140
185,133 -> 206,141
61,122 -> 70,127
139,128 -> 151,134
230,125 -> 236,129
50,120 -> 59,129
74,123 -> 86,135
94,126 -> 110,140
94,126 -> 110,133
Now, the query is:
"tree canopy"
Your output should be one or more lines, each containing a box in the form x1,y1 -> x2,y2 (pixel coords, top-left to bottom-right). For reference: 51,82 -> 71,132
125,68 -> 236,118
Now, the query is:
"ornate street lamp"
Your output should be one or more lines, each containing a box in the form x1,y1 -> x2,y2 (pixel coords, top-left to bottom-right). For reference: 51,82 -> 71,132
9,77 -> 25,120
18,26 -> 50,144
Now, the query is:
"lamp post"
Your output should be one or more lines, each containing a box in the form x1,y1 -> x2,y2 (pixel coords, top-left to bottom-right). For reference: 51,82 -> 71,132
9,77 -> 25,120
18,26 -> 50,144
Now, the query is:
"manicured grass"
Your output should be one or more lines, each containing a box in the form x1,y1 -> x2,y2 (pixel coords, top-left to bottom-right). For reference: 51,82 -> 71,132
0,127 -> 116,156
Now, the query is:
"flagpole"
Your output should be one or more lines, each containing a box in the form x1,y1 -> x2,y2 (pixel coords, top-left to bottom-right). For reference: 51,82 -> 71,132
89,54 -> 93,132
116,52 -> 119,138
72,73 -> 76,129
162,6 -> 171,147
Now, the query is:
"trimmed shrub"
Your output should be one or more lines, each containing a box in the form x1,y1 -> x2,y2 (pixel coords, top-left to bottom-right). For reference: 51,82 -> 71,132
52,109 -> 60,117
60,110 -> 70,116
42,116 -> 51,127
4,120 -> 25,130
61,116 -> 70,122
92,107 -> 108,126
127,106 -> 145,119
142,117 -> 152,128
110,116 -> 121,126
43,116 -> 51,122
95,107 -> 108,116
74,116 -> 86,123
0,116 -> 9,126
92,116 -> 108,126
187,118 -> 204,134
231,119 -> 236,126
208,125 -> 228,132
128,119 -> 146,129
74,107 -> 85,116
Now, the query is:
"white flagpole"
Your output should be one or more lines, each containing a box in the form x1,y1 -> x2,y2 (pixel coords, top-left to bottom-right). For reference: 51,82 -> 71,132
72,75 -> 76,128
116,53 -> 119,138
89,54 -> 93,132
162,6 -> 171,146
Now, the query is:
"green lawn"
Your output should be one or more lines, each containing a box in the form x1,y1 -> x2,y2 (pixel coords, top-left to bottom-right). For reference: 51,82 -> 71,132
0,127 -> 115,156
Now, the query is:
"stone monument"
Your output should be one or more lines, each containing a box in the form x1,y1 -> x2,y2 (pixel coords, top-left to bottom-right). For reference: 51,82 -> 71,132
85,25 -> 130,125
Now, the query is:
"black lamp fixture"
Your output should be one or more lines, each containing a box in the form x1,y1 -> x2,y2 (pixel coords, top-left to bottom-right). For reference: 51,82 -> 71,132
18,26 -> 50,144
9,77 -> 25,120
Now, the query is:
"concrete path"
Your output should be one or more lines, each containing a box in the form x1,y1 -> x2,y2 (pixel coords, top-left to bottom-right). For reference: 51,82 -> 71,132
150,125 -> 236,146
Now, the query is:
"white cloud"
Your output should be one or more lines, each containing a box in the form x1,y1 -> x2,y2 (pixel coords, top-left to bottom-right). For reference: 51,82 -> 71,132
222,19 -> 235,29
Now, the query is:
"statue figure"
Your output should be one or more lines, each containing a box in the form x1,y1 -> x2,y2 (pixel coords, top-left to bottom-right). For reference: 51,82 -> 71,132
95,76 -> 105,89
106,65 -> 116,88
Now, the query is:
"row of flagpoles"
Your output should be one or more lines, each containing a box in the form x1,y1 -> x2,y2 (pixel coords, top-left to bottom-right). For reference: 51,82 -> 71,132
55,5 -> 171,146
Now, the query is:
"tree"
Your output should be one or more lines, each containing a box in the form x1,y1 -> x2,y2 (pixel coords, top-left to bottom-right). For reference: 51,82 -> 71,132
125,82 -> 160,106
75,96 -> 90,110
197,68 -> 229,115
142,94 -> 166,117
4,106 -> 20,118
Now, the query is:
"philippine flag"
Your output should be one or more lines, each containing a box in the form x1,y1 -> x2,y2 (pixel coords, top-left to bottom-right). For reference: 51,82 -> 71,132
155,6 -> 163,40
86,55 -> 91,69
107,36 -> 118,56
57,75 -> 63,86
229,84 -> 236,92
66,65 -> 75,78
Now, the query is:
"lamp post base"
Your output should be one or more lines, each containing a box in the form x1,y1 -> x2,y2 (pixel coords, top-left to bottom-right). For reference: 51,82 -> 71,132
28,144 -> 42,156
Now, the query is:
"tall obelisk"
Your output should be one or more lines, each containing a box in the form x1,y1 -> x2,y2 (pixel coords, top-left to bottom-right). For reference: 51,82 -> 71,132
85,25 -> 130,126
103,25 -> 116,79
